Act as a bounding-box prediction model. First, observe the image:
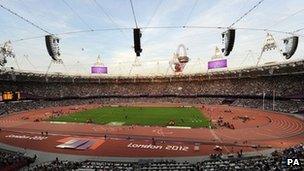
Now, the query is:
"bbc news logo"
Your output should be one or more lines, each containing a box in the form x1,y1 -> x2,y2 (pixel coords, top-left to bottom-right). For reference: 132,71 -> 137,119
287,159 -> 301,166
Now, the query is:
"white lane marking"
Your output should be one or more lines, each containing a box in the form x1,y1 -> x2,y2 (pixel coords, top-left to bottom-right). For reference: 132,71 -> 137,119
153,128 -> 173,136
209,128 -> 230,153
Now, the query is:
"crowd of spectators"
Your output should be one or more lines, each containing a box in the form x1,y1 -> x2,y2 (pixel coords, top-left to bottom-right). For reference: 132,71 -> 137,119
0,71 -> 303,115
28,144 -> 303,171
0,74 -> 303,99
0,149 -> 36,170
0,97 -> 224,115
232,99 -> 304,113
0,96 -> 303,116
30,158 -> 81,171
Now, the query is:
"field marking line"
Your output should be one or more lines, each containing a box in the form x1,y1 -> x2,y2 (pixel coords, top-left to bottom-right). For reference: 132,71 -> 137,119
209,128 -> 230,153
166,126 -> 191,129
154,128 -> 173,136
255,131 -> 281,139
157,129 -> 165,136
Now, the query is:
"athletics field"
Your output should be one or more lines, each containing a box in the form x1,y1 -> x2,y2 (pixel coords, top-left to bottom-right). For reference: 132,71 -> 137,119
50,106 -> 210,128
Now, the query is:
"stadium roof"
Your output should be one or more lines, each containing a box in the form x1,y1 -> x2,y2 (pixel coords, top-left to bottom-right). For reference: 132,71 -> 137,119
0,0 -> 303,76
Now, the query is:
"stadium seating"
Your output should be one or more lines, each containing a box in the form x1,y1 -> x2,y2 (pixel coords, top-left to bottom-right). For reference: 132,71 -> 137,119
0,148 -> 36,170
28,144 -> 304,171
0,96 -> 303,116
1,61 -> 304,115
1,74 -> 303,98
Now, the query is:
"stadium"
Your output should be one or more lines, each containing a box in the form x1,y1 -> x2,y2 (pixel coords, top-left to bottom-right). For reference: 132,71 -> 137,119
0,0 -> 304,170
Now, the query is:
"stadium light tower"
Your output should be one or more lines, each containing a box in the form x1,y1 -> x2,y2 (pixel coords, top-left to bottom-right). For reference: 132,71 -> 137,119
91,55 -> 108,74
129,56 -> 142,76
0,41 -> 15,67
256,33 -> 279,66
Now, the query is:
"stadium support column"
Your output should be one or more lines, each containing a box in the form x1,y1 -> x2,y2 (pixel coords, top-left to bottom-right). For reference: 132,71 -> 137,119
272,90 -> 275,111
262,92 -> 265,110
13,57 -> 20,70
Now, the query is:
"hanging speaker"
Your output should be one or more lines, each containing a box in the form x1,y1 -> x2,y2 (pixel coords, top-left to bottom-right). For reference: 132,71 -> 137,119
283,36 -> 298,59
45,35 -> 60,61
221,29 -> 235,56
133,28 -> 142,56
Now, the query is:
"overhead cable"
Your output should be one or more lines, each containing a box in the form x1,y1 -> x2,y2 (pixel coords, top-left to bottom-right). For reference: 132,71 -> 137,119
229,0 -> 265,27
145,0 -> 163,27
0,3 -> 51,34
129,0 -> 138,28
266,8 -> 304,29
61,0 -> 93,30
184,0 -> 199,26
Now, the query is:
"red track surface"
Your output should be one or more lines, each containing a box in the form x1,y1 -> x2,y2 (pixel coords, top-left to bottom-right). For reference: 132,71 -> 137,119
0,104 -> 303,157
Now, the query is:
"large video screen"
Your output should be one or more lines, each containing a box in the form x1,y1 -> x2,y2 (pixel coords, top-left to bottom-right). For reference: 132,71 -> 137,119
91,66 -> 108,74
208,59 -> 227,69
2,91 -> 14,101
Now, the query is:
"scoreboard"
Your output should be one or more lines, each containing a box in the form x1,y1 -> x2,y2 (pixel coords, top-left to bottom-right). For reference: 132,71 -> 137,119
1,91 -> 20,101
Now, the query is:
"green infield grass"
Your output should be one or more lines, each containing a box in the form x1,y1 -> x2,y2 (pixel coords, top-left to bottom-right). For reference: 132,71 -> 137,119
50,106 -> 210,128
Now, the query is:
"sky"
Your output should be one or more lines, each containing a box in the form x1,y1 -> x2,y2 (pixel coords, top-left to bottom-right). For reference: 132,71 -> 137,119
0,0 -> 303,76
